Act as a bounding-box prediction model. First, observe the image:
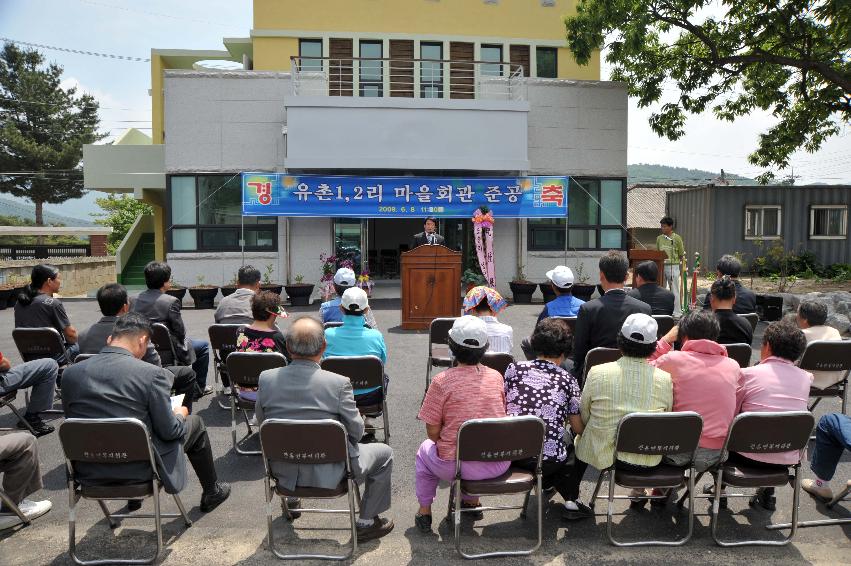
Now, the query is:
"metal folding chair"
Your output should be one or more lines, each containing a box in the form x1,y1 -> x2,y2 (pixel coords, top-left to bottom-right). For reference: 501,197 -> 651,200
0,487 -> 31,528
582,347 -> 622,388
323,321 -> 343,329
260,419 -> 361,561
768,479 -> 851,530
207,323 -> 243,407
425,317 -> 457,392
451,416 -> 546,559
12,327 -> 66,414
653,315 -> 676,339
226,352 -> 287,455
72,353 -> 96,364
480,352 -> 514,377
0,390 -> 35,433
550,316 -> 578,334
799,340 -> 851,414
60,418 -> 192,565
739,313 -> 759,332
724,343 -> 753,369
589,412 -> 703,546
321,355 -> 389,442
150,323 -> 179,367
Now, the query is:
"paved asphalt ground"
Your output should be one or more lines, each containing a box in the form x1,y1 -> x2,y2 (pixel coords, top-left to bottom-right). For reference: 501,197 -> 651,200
1,298 -> 849,565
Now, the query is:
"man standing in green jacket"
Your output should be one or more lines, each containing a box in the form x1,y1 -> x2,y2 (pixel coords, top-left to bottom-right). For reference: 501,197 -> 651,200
656,217 -> 685,316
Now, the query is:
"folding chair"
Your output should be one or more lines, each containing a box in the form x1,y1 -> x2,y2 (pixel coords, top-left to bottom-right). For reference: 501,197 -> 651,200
582,347 -> 622,388
226,352 -> 287,455
480,352 -> 514,377
72,353 -> 96,364
12,327 -> 66,414
150,323 -> 179,367
739,313 -> 759,333
768,479 -> 851,530
0,486 -> 30,528
60,418 -> 192,565
425,317 -> 457,392
207,324 -> 243,407
550,316 -> 578,334
799,340 -> 851,414
323,321 -> 343,329
0,391 -> 36,434
653,315 -> 676,339
321,356 -> 389,442
705,411 -> 814,546
259,419 -> 362,561
589,412 -> 703,546
451,416 -> 546,559
725,343 -> 753,369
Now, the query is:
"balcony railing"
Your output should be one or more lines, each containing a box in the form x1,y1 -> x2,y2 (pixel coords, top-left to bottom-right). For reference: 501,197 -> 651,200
290,56 -> 526,101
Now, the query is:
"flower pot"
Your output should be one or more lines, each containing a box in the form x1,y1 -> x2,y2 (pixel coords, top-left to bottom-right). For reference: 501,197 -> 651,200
572,284 -> 596,302
284,284 -> 314,307
220,285 -> 237,297
538,282 -> 556,304
0,288 -> 12,310
261,284 -> 284,296
509,281 -> 537,304
165,288 -> 187,302
188,287 -> 218,309
9,286 -> 26,308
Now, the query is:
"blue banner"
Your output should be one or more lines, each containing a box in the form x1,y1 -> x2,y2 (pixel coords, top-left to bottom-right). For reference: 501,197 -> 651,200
242,173 -> 569,218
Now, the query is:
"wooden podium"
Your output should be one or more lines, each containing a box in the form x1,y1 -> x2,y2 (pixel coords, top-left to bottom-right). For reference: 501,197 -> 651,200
628,249 -> 669,287
400,245 -> 462,330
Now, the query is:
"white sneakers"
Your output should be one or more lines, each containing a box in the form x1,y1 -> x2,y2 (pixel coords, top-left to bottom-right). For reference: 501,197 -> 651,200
0,498 -> 52,531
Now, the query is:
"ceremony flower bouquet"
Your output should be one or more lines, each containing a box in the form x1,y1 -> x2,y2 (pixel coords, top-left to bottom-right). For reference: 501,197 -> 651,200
319,253 -> 355,300
357,269 -> 374,297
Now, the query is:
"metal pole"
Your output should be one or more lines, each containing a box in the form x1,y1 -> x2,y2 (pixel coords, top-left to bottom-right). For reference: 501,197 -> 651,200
766,518 -> 851,530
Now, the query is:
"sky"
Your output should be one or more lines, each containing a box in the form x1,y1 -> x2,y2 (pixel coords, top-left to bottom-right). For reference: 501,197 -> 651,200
1,0 -> 849,187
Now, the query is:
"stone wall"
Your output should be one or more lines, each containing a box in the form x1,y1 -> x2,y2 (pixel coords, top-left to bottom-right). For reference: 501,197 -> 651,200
0,257 -> 116,297
779,291 -> 851,336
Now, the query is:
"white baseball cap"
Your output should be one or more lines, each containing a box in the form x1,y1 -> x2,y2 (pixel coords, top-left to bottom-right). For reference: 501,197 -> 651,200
341,287 -> 369,313
333,267 -> 356,286
448,315 -> 489,349
546,265 -> 575,288
621,313 -> 658,344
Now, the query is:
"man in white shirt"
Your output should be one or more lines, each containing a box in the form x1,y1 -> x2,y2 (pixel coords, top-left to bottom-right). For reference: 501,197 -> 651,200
796,300 -> 846,389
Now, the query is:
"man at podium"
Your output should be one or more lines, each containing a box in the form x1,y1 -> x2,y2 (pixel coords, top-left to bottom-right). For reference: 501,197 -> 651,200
411,216 -> 445,248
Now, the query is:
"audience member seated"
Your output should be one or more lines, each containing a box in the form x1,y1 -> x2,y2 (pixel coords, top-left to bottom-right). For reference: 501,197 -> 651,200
505,318 -> 588,519
710,276 -> 754,346
79,283 -> 199,411
797,300 -> 846,390
734,320 -> 812,510
13,263 -> 79,363
626,260 -> 675,316
802,413 -> 851,502
131,261 -> 212,395
701,254 -> 756,313
324,288 -> 388,412
0,433 -> 51,531
61,313 -> 230,513
574,314 -> 673,508
538,265 -> 584,321
0,353 -> 58,436
415,316 -> 508,533
572,251 -> 651,378
234,291 -> 290,403
215,265 -> 261,325
320,267 -> 378,329
255,316 -> 394,542
463,285 -> 512,354
650,310 -> 740,473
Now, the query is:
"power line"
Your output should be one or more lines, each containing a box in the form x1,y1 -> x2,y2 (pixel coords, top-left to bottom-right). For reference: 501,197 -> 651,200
0,37 -> 149,62
0,96 -> 150,112
78,0 -> 235,28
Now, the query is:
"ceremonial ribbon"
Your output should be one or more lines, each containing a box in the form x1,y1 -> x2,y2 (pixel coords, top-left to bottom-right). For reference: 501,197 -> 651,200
472,209 -> 496,286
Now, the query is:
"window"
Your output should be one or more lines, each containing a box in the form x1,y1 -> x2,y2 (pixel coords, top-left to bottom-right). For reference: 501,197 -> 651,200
810,205 -> 847,239
420,42 -> 443,98
299,39 -> 323,72
168,175 -> 277,252
480,44 -> 503,77
744,205 -> 781,239
536,47 -> 557,78
527,178 -> 626,251
359,41 -> 383,97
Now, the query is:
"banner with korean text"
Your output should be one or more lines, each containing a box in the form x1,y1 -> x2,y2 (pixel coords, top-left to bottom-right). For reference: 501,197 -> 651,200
242,173 -> 568,218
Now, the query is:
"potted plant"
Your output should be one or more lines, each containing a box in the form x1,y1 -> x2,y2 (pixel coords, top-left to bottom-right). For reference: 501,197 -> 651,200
188,275 -> 219,309
0,277 -> 16,311
165,278 -> 187,302
538,281 -> 556,304
260,263 -> 284,295
285,274 -> 314,307
570,262 -> 596,302
220,274 -> 238,297
509,265 -> 537,304
461,268 -> 487,293
6,275 -> 27,309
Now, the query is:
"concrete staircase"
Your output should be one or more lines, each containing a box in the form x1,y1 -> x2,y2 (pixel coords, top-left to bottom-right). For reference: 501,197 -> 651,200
119,233 -> 154,286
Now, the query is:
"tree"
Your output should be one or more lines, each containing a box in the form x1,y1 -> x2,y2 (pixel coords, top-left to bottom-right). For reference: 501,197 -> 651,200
0,42 -> 104,225
565,0 -> 850,182
92,194 -> 153,254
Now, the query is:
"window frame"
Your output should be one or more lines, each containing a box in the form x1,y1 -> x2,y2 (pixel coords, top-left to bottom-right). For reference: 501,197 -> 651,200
744,205 -> 782,240
480,44 -> 504,77
535,46 -> 558,78
298,39 -> 323,72
166,174 -> 278,253
420,42 -> 443,99
809,205 -> 848,240
358,40 -> 384,97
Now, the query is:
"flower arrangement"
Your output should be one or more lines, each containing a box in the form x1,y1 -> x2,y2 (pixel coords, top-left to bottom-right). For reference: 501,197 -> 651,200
319,252 -> 355,300
357,267 -> 374,297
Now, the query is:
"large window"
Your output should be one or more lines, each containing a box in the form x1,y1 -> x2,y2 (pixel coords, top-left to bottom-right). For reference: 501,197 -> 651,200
420,42 -> 443,98
744,205 -> 781,239
480,44 -> 503,77
527,179 -> 626,251
536,47 -> 557,78
359,41 -> 383,97
168,175 -> 277,252
810,205 -> 847,239
299,39 -> 323,72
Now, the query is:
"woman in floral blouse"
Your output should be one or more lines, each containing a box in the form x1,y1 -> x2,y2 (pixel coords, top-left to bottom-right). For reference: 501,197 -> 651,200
234,291 -> 289,401
504,318 -> 588,520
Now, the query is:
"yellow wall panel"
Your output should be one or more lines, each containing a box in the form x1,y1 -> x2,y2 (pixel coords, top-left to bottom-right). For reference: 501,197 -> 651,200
253,37 -> 300,71
151,55 -> 167,145
558,47 -> 600,80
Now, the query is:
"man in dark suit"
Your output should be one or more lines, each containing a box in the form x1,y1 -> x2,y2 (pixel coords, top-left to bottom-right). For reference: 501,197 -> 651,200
572,251 -> 652,378
701,254 -> 757,314
627,260 -> 675,316
130,261 -> 212,394
61,313 -> 230,512
410,216 -> 445,248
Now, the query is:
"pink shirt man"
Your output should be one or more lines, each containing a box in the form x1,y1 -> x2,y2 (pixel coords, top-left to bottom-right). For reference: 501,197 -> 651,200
649,339 -> 741,449
736,356 -> 813,465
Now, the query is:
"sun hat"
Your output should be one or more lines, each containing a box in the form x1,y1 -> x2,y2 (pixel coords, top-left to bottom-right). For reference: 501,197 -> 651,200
448,315 -> 489,348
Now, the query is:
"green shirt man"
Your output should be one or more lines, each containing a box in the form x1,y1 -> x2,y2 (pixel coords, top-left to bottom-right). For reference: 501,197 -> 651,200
656,217 -> 685,315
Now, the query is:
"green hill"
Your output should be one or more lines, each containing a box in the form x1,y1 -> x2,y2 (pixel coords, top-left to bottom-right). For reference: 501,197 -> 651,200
0,196 -> 94,226
628,164 -> 755,185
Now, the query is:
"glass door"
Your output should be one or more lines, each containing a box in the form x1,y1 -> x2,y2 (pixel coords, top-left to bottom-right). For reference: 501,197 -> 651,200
333,218 -> 363,275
